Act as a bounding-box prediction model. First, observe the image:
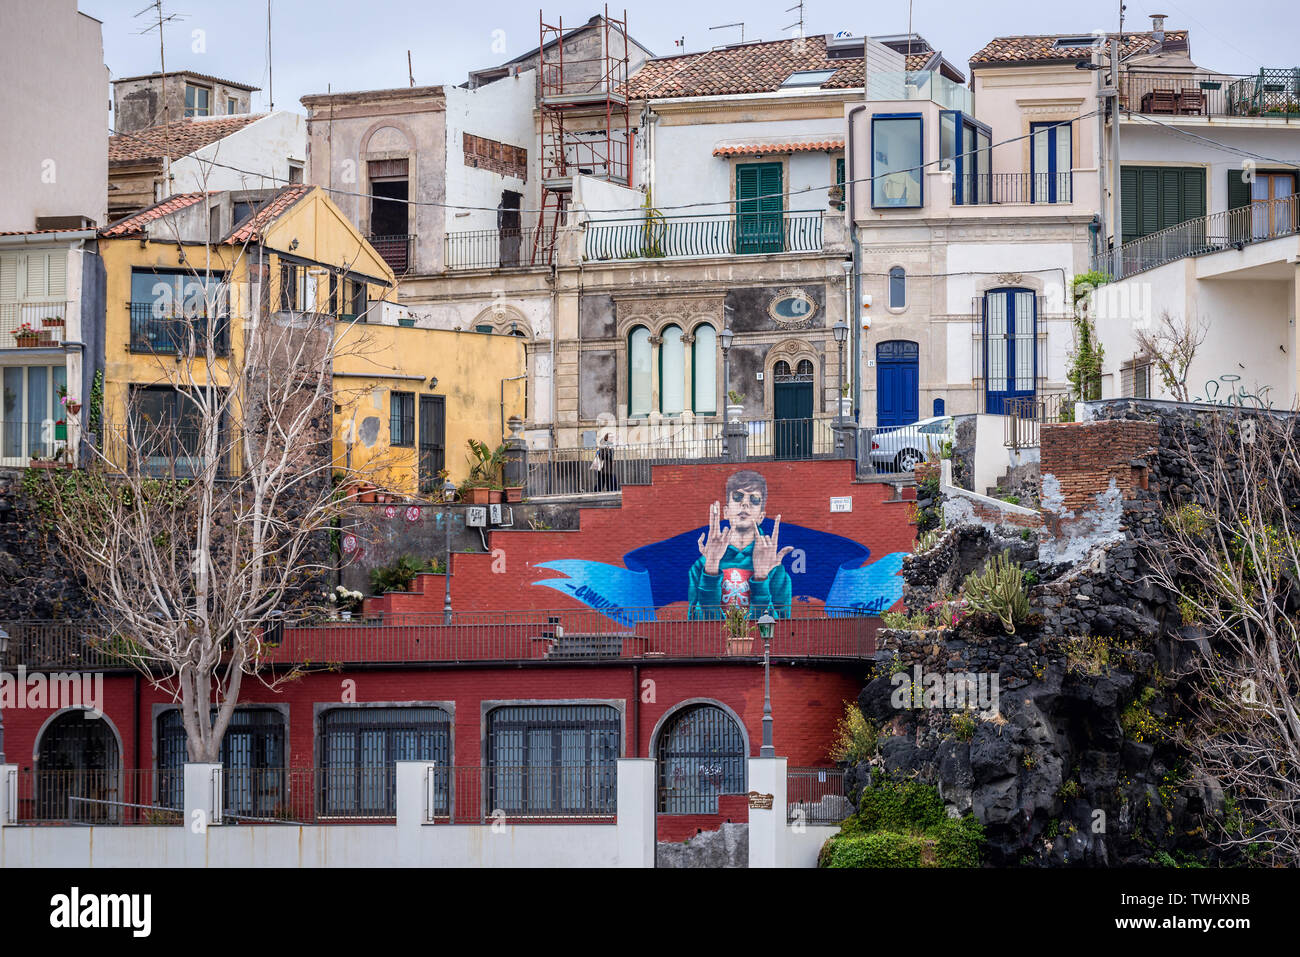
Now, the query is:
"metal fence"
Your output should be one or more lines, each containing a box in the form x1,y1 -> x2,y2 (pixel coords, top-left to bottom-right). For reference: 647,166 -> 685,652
584,211 -> 823,261
786,767 -> 853,824
1004,392 -> 1074,451
951,171 -> 1073,205
6,769 -> 180,825
858,422 -> 949,476
0,419 -> 69,467
444,226 -> 556,270
368,234 -> 415,275
1,300 -> 69,347
1121,68 -> 1300,117
0,620 -> 125,670
98,426 -> 234,479
127,303 -> 229,355
1094,193 -> 1299,281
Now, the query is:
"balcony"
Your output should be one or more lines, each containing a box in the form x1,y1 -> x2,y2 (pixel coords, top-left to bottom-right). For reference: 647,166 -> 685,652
951,172 -> 1073,206
128,303 -> 230,356
1,300 -> 69,349
1121,68 -> 1300,119
445,225 -> 556,270
584,211 -> 824,262
868,69 -> 972,113
368,234 -> 414,275
98,425 -> 233,480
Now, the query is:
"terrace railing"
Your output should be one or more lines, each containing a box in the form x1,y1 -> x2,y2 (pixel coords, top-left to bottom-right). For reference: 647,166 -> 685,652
0,300 -> 69,348
786,767 -> 853,824
6,769 -> 180,825
368,234 -> 415,275
1121,68 -> 1300,118
1004,392 -> 1074,451
128,303 -> 229,356
584,211 -> 823,262
444,225 -> 556,270
1094,193 -> 1300,281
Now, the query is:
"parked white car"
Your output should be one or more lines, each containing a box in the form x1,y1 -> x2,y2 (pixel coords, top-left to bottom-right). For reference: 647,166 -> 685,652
868,416 -> 953,473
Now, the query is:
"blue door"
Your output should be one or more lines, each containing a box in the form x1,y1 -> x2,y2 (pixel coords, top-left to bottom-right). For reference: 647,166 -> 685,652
876,340 -> 919,428
984,289 -> 1037,414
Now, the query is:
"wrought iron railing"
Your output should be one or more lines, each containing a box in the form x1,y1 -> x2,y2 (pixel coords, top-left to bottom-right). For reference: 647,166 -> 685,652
0,419 -> 70,467
1004,392 -> 1074,451
584,211 -> 823,261
786,767 -> 852,824
99,425 -> 233,479
1121,68 -> 1300,118
128,303 -> 229,356
1,300 -> 69,348
951,171 -> 1073,205
1093,193 -> 1300,281
444,225 -> 556,270
6,769 -> 180,826
368,234 -> 414,275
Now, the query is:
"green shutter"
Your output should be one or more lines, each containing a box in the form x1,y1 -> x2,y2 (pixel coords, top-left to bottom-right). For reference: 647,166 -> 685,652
736,162 -> 783,253
1226,169 -> 1252,211
1182,169 -> 1206,220
1120,167 -> 1139,243
1122,166 -> 1208,241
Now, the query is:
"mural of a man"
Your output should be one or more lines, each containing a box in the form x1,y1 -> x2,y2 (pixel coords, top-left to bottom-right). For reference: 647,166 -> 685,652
688,469 -> 793,620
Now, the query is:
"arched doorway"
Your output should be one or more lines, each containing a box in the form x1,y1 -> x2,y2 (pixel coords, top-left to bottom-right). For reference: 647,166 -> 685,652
655,703 -> 747,813
773,358 -> 814,459
36,709 -> 121,823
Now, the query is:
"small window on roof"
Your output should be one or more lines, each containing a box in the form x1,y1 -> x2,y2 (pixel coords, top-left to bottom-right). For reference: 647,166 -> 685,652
1052,36 -> 1103,49
780,69 -> 838,89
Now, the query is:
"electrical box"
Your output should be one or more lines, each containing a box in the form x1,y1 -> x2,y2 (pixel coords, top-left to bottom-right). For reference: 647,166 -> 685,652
466,506 -> 488,527
489,504 -> 514,526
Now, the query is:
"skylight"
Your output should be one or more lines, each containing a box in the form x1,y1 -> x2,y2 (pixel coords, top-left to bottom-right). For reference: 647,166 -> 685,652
1052,36 -> 1103,49
780,69 -> 838,88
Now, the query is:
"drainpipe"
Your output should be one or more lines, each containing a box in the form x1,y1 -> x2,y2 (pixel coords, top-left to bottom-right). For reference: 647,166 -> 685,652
847,105 -> 867,427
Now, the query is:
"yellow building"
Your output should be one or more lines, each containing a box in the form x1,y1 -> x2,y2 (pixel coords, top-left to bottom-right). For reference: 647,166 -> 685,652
94,185 -> 524,494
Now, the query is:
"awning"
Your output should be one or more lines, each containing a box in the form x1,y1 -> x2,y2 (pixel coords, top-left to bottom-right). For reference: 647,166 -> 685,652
712,138 -> 845,157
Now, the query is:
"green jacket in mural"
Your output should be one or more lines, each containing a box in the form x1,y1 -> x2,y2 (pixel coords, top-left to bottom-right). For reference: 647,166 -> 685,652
687,539 -> 792,620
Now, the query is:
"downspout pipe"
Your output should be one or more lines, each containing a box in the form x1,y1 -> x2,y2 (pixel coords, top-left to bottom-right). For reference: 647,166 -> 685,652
847,104 -> 867,428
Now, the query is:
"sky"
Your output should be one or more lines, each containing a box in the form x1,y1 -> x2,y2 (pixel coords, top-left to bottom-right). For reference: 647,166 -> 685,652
81,0 -> 1295,119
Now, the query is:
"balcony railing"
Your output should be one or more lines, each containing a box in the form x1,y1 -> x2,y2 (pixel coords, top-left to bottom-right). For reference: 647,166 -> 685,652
445,226 -> 556,270
1,300 -> 69,348
368,234 -> 414,275
951,172 -> 1073,206
1004,392 -> 1074,451
584,211 -> 823,262
786,767 -> 852,824
0,419 -> 69,467
1093,193 -> 1300,281
1121,68 -> 1300,118
99,426 -> 232,479
128,303 -> 229,356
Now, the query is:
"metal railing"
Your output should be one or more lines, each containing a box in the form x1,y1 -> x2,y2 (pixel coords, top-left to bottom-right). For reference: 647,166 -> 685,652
1093,193 -> 1300,281
1004,392 -> 1073,451
128,303 -> 229,356
584,211 -> 823,261
99,426 -> 232,479
368,234 -> 414,275
1,300 -> 69,348
786,767 -> 852,824
0,419 -> 70,467
1121,68 -> 1300,118
7,769 -> 181,825
951,171 -> 1073,206
444,225 -> 556,270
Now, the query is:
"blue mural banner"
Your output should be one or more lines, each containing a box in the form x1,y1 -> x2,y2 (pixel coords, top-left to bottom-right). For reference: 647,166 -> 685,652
533,519 -> 906,624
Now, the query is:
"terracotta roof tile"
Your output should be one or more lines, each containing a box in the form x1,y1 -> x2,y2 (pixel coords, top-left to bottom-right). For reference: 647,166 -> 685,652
222,184 -> 313,244
627,36 -> 940,98
970,30 -> 1189,65
99,193 -> 207,237
108,114 -> 267,163
713,138 -> 844,157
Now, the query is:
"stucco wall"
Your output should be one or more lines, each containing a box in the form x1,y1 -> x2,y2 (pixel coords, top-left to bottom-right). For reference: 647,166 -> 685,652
167,113 -> 306,196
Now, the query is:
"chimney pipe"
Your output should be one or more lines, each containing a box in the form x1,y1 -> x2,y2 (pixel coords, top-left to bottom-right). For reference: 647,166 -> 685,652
1150,14 -> 1167,42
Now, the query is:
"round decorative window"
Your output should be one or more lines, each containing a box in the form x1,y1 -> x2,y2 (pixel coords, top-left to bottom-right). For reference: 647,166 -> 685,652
767,287 -> 818,327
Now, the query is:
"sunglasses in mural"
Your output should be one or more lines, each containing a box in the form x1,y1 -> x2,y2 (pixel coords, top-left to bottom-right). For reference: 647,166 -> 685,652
533,469 -> 908,625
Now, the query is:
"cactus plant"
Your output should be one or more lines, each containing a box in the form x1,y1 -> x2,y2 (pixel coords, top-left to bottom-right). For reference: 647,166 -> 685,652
961,553 -> 1030,635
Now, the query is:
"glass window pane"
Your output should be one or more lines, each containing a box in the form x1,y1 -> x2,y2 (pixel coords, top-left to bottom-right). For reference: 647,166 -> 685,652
28,365 -> 48,454
889,267 -> 906,308
1014,292 -> 1036,390
692,325 -> 716,414
660,325 -> 685,415
872,116 -> 923,208
629,327 -> 652,417
3,367 -> 23,459
986,292 -> 1007,384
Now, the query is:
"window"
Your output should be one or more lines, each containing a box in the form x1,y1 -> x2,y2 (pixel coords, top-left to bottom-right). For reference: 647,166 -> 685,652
779,69 -> 838,88
486,705 -> 619,816
628,326 -> 652,417
278,263 -> 301,312
872,115 -> 923,208
157,708 -> 285,815
288,162 -> 303,184
1122,358 -> 1152,399
1,364 -> 66,465
184,84 -> 211,118
692,324 -> 717,414
656,704 -> 746,814
128,385 -> 225,478
226,97 -> 238,114
660,325 -> 685,415
320,707 -> 451,817
128,268 -> 228,355
941,111 -> 991,204
982,289 -> 1037,414
389,391 -> 415,446
888,266 -> 906,309
1120,167 -> 1206,242
1052,36 -> 1103,48
232,200 -> 260,228
1030,121 -> 1073,203
36,709 -> 121,823
736,163 -> 784,254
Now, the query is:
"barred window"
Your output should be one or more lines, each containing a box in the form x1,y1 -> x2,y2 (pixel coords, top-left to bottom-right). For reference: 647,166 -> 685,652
486,705 -> 619,815
390,391 -> 415,446
656,703 -> 746,813
319,707 -> 451,817
1121,358 -> 1152,399
157,708 -> 285,815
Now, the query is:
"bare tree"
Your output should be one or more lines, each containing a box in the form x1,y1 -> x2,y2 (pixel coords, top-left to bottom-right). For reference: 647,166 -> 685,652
1133,310 -> 1208,403
38,193 -> 398,762
1148,408 -> 1300,863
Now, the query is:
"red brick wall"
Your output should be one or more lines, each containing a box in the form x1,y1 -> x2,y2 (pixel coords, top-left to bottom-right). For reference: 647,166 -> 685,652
1040,421 -> 1158,514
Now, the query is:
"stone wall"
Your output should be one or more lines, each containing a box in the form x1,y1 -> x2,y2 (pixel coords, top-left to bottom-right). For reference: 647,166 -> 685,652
0,469 -> 93,621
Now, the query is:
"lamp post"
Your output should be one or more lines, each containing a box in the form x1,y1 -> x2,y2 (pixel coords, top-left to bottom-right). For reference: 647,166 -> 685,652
719,324 -> 734,459
832,319 -> 849,455
0,626 -> 9,763
756,613 -> 775,758
442,479 -> 457,625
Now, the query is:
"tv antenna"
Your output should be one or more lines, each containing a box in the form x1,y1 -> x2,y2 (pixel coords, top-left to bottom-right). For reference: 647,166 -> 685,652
134,1 -> 188,129
710,21 -> 745,45
783,1 -> 806,36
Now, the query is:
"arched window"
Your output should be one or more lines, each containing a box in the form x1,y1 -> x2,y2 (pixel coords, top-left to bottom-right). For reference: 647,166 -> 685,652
660,325 -> 685,415
774,360 -> 792,379
628,326 -> 652,417
796,358 -> 814,378
37,710 -> 120,823
320,706 -> 451,817
692,324 -> 717,414
487,705 -> 619,815
889,266 -> 906,309
656,703 -> 747,813
157,708 -> 286,816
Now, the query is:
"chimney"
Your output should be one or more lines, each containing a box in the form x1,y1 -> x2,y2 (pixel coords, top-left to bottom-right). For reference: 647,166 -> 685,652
1150,14 -> 1167,42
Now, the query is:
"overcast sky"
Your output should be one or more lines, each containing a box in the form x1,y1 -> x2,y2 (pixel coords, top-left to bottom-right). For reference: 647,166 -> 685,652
82,0 -> 1293,119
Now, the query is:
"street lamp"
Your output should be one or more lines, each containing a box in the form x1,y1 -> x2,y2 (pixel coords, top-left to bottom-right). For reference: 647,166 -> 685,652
719,324 -> 734,458
832,319 -> 849,455
0,627 -> 9,764
442,479 -> 457,625
756,613 -> 775,758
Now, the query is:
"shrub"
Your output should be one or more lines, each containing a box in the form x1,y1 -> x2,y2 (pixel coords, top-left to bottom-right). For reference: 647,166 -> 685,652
369,555 -> 425,593
828,702 -> 879,764
962,553 -> 1030,634
950,712 -> 976,742
822,831 -> 926,868
820,779 -> 985,868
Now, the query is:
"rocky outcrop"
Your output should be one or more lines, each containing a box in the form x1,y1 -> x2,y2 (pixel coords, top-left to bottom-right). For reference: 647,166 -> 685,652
656,822 -> 748,868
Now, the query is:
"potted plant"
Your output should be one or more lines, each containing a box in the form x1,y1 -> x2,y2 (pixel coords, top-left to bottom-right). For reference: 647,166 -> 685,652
726,389 -> 744,423
354,481 -> 378,504
54,418 -> 67,441
504,485 -> 524,503
327,585 -> 364,620
464,438 -> 507,504
723,604 -> 755,656
60,393 -> 81,416
370,555 -> 425,593
459,479 -> 492,505
42,314 -> 65,328
12,322 -> 41,347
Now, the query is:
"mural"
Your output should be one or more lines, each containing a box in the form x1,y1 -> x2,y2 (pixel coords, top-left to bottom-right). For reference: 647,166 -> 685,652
533,469 -> 908,624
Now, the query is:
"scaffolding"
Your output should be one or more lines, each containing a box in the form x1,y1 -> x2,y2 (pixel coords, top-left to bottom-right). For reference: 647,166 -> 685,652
533,6 -> 632,264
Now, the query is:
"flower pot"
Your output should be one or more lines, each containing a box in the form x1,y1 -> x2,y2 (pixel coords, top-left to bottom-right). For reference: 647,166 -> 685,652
64,401 -> 81,415
726,403 -> 744,424
504,486 -> 523,503
14,336 -> 40,348
465,487 -> 492,505
727,637 -> 755,656
340,610 -> 352,621
489,489 -> 505,504
54,422 -> 67,441
42,317 -> 65,328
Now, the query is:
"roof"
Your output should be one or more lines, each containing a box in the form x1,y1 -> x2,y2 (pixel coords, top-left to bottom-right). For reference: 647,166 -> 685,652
109,114 -> 267,164
713,137 -> 844,157
970,30 -> 1190,66
629,35 -> 948,99
99,193 -> 207,237
223,185 -> 312,244
112,70 -> 260,91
